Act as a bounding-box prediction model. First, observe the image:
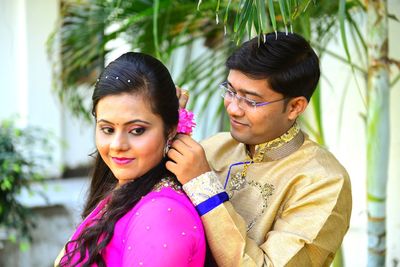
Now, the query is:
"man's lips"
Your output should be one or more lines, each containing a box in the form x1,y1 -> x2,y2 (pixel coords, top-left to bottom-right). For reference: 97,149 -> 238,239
112,157 -> 135,165
230,118 -> 248,127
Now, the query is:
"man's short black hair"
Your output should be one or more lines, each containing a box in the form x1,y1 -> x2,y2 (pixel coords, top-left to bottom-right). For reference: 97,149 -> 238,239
226,32 -> 320,101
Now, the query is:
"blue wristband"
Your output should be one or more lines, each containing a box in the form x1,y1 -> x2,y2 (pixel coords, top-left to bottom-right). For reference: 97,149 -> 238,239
195,192 -> 229,216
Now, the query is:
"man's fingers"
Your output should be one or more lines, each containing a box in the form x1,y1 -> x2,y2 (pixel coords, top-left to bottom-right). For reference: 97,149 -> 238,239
165,160 -> 178,173
176,86 -> 181,98
179,95 -> 188,109
166,147 -> 184,161
174,134 -> 196,147
170,137 -> 192,152
175,85 -> 189,109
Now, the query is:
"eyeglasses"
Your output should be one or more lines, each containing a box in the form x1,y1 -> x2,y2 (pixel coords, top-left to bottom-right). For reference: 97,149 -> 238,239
219,81 -> 287,111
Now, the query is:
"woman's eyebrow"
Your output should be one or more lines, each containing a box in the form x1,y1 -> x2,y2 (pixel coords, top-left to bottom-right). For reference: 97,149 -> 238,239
96,119 -> 151,125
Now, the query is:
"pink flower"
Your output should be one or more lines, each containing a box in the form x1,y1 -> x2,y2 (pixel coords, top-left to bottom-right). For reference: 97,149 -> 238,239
177,108 -> 196,134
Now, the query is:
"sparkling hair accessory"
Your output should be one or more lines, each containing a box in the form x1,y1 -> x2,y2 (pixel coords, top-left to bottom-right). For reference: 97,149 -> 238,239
177,108 -> 196,134
96,76 -> 131,83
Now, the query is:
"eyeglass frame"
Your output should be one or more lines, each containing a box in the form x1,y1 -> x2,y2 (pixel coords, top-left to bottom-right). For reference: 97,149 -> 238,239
219,81 -> 288,110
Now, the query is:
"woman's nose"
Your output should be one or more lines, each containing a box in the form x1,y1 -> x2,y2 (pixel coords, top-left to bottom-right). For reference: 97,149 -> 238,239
110,133 -> 130,151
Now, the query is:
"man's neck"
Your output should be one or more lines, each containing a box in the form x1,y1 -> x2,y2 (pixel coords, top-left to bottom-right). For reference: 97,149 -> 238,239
246,122 -> 298,159
247,145 -> 256,158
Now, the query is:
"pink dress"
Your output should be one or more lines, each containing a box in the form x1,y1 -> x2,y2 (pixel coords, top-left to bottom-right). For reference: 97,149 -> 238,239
61,179 -> 206,266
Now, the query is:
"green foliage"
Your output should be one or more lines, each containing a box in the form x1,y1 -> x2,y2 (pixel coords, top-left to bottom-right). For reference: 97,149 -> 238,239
48,0 -> 233,122
47,0 -> 369,139
0,120 -> 51,243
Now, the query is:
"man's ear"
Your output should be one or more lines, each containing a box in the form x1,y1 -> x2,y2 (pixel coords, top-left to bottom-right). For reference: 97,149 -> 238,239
286,96 -> 308,121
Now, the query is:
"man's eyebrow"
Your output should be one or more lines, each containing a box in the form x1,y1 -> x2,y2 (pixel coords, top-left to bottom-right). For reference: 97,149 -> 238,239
96,119 -> 151,125
226,81 -> 262,98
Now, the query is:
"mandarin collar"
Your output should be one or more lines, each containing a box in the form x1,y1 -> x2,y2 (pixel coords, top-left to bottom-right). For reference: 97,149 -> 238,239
245,122 -> 304,162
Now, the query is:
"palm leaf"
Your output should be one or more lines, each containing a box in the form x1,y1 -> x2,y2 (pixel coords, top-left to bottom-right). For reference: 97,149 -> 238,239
48,0 -> 229,120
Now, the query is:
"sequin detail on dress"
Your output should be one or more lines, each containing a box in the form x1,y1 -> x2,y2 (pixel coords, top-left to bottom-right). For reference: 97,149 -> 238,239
152,177 -> 183,194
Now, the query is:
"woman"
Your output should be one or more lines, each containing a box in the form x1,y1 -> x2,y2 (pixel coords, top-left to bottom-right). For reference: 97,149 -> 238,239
55,52 -> 206,266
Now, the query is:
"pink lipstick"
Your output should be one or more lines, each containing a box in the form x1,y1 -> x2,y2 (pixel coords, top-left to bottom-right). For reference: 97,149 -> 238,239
112,157 -> 134,165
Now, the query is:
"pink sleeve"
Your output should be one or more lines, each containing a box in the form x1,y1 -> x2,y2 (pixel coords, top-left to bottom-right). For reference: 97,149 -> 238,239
121,194 -> 204,267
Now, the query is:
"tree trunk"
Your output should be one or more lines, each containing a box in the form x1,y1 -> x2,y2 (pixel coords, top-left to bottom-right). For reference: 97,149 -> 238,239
366,0 -> 390,266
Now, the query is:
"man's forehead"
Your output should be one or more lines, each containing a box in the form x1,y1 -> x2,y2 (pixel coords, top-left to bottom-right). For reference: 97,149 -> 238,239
226,71 -> 271,97
225,80 -> 261,97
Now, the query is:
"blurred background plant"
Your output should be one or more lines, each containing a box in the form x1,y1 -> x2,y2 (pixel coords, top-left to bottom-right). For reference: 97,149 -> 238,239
0,119 -> 52,250
48,0 -> 383,142
47,0 -> 235,123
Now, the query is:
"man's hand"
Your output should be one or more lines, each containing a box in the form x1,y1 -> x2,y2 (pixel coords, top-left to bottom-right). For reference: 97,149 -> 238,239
166,134 -> 211,185
175,86 -> 189,109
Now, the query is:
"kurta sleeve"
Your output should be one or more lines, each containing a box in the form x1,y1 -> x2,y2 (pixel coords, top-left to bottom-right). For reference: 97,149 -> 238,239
184,171 -> 352,267
121,194 -> 205,267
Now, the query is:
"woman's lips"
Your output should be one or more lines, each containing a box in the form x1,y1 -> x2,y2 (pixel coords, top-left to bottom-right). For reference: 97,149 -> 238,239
112,157 -> 134,165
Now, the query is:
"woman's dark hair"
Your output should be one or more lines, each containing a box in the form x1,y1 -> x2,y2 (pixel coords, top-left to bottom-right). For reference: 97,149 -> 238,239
60,52 -> 179,267
226,32 -> 320,101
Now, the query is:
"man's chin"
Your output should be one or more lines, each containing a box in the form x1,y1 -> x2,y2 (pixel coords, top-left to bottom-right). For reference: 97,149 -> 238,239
230,129 -> 264,146
230,129 -> 249,144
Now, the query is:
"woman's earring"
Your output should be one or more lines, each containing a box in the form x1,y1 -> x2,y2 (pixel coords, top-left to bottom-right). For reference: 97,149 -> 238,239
163,138 -> 172,157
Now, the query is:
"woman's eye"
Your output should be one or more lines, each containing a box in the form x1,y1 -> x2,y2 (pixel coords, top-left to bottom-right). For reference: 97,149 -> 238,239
100,127 -> 114,135
130,127 -> 145,136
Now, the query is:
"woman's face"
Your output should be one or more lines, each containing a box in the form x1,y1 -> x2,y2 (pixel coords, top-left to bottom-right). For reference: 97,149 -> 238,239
95,93 -> 167,185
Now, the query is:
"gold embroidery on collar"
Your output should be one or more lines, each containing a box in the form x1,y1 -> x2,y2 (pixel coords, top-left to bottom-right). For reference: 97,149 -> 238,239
251,122 -> 302,162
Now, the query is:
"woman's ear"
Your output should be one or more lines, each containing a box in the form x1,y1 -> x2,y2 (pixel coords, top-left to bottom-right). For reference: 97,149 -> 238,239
167,128 -> 177,140
286,96 -> 308,121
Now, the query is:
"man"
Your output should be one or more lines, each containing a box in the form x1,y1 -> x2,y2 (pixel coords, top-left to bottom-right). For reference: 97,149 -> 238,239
166,32 -> 352,267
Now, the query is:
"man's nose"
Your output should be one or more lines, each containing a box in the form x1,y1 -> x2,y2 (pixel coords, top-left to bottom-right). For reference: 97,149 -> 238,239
225,98 -> 244,116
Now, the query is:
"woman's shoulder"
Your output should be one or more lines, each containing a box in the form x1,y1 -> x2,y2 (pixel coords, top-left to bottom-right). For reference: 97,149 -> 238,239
121,177 -> 199,223
121,178 -> 205,265
130,177 -> 203,235
145,177 -> 196,214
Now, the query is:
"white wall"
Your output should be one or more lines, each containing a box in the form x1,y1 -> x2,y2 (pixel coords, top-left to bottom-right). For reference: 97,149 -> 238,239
0,0 -> 63,177
62,110 -> 95,169
0,0 -> 96,173
0,0 -> 27,120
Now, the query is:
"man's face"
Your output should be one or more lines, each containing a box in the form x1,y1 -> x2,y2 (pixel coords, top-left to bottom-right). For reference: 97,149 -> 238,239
224,70 -> 294,145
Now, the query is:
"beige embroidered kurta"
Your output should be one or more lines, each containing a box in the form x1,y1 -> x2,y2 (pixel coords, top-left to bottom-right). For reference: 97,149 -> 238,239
183,128 -> 352,267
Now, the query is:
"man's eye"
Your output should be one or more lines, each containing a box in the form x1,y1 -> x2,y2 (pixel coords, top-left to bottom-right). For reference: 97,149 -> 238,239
245,99 -> 257,107
130,128 -> 145,136
227,89 -> 236,96
100,127 -> 114,134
